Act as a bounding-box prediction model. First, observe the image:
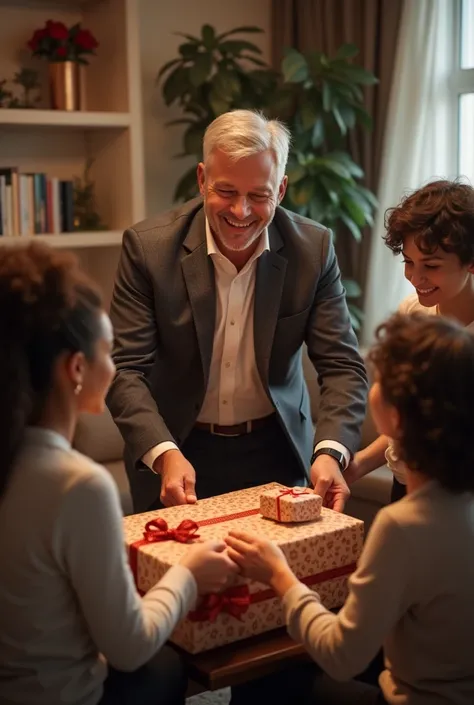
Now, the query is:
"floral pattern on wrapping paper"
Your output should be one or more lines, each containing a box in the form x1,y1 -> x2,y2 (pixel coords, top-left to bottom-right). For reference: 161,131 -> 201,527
123,483 -> 364,654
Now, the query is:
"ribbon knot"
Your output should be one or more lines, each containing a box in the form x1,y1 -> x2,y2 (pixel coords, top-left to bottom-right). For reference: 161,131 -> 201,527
189,585 -> 250,623
276,486 -> 312,521
143,518 -> 200,543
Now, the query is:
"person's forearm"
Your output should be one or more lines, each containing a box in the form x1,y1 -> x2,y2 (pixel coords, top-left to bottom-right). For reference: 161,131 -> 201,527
356,435 -> 389,476
270,565 -> 300,598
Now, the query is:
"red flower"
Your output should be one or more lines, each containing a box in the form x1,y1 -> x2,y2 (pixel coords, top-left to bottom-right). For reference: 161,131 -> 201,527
45,20 -> 69,40
74,29 -> 98,51
56,46 -> 67,58
27,28 -> 47,52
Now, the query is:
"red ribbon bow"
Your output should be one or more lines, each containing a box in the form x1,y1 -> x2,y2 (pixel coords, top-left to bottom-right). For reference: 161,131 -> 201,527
276,487 -> 312,521
143,518 -> 200,543
188,585 -> 251,623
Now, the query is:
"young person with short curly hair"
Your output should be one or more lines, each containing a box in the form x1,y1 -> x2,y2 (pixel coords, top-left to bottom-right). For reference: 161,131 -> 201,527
346,179 -> 474,500
0,243 -> 237,705
226,313 -> 474,705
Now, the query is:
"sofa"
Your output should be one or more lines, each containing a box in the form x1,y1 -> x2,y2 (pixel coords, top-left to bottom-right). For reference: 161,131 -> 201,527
72,349 -> 392,529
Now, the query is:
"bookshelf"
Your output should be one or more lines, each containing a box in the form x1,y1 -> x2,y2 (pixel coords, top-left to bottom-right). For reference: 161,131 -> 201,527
0,0 -> 145,306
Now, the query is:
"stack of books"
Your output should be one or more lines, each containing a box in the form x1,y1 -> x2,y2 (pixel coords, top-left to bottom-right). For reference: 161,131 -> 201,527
0,167 -> 75,236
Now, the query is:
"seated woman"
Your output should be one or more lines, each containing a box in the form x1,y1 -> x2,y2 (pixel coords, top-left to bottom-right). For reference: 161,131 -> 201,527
227,312 -> 474,705
0,243 -> 237,705
346,179 -> 474,502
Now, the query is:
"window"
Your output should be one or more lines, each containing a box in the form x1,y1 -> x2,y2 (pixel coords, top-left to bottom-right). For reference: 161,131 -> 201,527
456,0 -> 474,182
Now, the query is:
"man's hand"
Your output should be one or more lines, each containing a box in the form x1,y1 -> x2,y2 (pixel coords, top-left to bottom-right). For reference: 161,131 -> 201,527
310,454 -> 349,513
153,449 -> 197,507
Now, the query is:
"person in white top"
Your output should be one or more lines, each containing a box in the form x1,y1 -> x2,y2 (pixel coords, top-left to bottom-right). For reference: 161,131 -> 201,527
107,109 -> 367,516
0,243 -> 237,705
226,312 -> 474,705
345,179 -> 474,501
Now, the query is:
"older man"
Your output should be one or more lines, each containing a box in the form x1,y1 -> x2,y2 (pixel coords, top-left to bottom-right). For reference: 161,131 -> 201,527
107,109 -> 367,513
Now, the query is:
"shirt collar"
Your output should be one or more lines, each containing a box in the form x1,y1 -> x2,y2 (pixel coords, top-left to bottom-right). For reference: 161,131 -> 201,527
205,218 -> 270,261
23,426 -> 71,452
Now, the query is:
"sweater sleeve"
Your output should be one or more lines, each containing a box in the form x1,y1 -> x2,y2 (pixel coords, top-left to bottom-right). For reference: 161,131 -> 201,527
282,508 -> 411,680
54,463 -> 197,671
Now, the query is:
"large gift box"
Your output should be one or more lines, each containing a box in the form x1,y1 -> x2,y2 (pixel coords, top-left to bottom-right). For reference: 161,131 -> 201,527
123,483 -> 364,654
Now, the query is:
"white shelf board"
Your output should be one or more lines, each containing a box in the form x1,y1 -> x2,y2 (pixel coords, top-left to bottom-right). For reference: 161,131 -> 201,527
0,109 -> 131,129
0,230 -> 123,248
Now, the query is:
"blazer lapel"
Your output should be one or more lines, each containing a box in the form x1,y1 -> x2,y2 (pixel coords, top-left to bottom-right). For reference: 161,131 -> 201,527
254,223 -> 287,387
181,210 -> 216,387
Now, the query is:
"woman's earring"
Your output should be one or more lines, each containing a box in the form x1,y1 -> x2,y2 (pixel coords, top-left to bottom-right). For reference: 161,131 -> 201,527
74,383 -> 83,396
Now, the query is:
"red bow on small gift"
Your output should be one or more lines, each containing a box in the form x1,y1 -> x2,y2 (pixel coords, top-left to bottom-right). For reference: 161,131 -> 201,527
188,585 -> 251,623
276,487 -> 312,521
143,518 -> 200,543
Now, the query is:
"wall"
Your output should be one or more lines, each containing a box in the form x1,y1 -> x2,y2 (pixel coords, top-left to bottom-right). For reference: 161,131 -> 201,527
139,0 -> 272,217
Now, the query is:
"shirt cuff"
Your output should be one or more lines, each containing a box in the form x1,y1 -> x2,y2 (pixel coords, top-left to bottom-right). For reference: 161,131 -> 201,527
142,442 -> 179,473
314,440 -> 350,470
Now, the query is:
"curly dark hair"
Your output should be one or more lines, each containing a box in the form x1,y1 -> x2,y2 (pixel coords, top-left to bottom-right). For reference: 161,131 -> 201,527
0,243 -> 103,499
369,312 -> 474,493
384,179 -> 474,265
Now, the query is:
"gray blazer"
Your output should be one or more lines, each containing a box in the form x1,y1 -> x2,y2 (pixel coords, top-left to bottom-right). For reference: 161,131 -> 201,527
107,198 -> 368,512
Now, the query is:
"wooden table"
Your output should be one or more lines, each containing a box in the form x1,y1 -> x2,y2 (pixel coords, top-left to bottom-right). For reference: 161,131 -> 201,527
177,627 -> 311,692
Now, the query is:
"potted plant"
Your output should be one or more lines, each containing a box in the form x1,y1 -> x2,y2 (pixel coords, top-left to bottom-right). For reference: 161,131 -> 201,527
157,24 -> 277,201
271,45 -> 378,329
27,20 -> 99,111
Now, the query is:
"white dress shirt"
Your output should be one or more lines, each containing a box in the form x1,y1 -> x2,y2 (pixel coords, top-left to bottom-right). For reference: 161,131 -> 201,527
144,220 -> 349,471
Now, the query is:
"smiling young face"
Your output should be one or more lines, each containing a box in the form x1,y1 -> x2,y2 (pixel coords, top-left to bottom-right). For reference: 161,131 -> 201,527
197,148 -> 287,264
402,235 -> 474,308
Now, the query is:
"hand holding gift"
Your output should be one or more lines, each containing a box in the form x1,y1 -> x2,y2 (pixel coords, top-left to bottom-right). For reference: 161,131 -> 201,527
180,540 -> 239,595
225,530 -> 299,597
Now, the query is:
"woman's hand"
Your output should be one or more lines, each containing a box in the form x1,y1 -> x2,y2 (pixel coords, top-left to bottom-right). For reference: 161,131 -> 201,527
225,530 -> 299,597
180,540 -> 239,594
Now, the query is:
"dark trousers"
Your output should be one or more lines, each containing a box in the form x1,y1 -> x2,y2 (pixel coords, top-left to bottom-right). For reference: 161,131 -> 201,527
390,477 -> 407,503
98,645 -> 186,705
148,416 -> 306,510
230,654 -> 387,705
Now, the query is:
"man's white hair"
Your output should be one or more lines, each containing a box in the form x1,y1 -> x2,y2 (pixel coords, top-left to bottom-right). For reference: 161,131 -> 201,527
203,110 -> 290,182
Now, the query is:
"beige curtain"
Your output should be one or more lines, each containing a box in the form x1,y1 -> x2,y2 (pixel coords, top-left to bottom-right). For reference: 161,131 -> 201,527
271,0 -> 404,297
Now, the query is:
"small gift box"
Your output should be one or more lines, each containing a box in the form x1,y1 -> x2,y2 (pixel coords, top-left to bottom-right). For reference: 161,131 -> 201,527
260,486 -> 322,523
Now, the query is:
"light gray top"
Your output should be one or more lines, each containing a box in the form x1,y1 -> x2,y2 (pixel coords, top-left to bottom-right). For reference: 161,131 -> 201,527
283,481 -> 474,704
0,427 -> 197,705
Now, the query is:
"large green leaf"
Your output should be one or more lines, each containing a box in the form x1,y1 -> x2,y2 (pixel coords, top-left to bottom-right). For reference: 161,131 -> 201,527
174,32 -> 200,43
286,163 -> 306,184
179,42 -> 199,60
330,151 -> 364,178
336,63 -> 378,85
335,44 -> 359,60
322,81 -> 332,111
201,24 -> 216,49
332,105 -> 347,135
300,101 -> 319,130
157,58 -> 181,80
312,118 -> 325,148
340,212 -> 362,241
189,53 -> 213,87
183,123 -> 206,156
213,69 -> 241,100
208,86 -> 230,115
288,178 -> 314,206
318,157 -> 352,180
357,185 -> 379,208
162,66 -> 189,105
342,278 -> 362,297
282,48 -> 309,83
216,26 -> 264,41
341,193 -> 367,227
219,40 -> 262,56
174,166 -> 199,202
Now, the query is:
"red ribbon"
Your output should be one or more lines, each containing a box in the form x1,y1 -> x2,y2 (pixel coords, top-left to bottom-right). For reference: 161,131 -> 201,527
188,584 -> 251,623
142,518 -> 200,543
276,487 -> 312,521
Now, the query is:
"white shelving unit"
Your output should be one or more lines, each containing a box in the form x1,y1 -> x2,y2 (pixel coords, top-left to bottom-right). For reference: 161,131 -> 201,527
0,0 -> 145,306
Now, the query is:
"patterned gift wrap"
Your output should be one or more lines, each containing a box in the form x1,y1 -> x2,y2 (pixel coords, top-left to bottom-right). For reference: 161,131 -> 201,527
123,483 -> 364,654
259,486 -> 323,523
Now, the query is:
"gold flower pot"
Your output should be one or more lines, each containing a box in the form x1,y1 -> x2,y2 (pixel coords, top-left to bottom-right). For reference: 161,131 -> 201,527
48,61 -> 83,111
